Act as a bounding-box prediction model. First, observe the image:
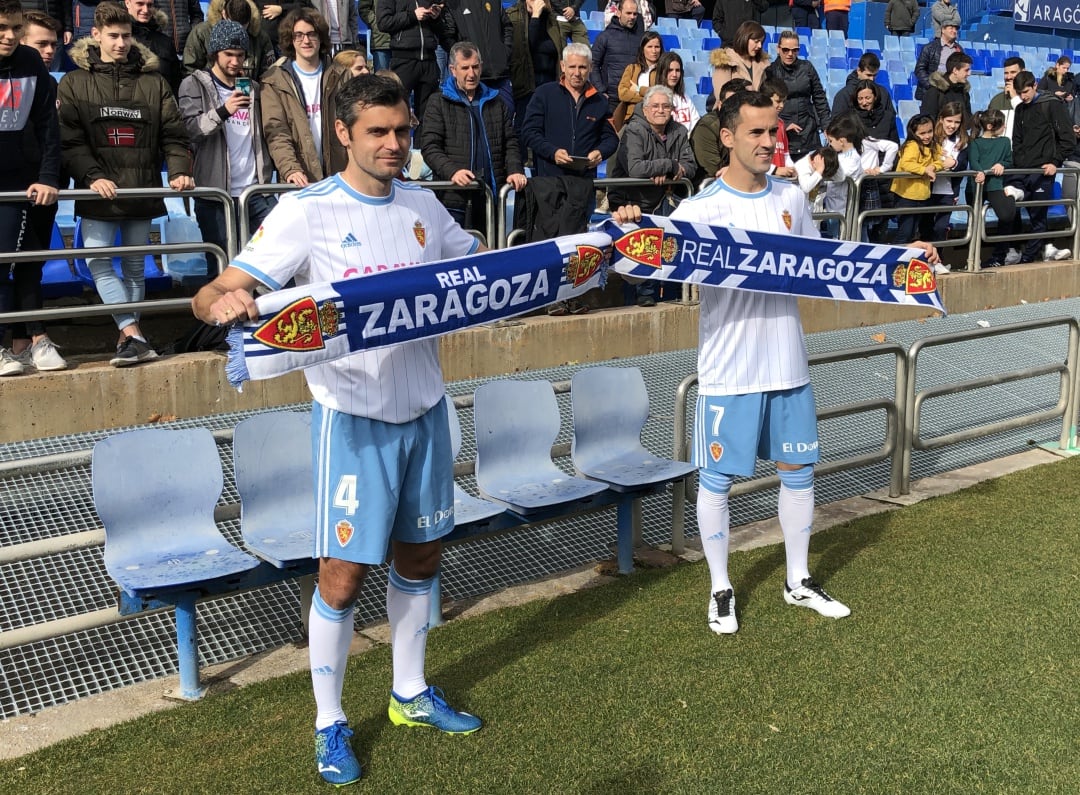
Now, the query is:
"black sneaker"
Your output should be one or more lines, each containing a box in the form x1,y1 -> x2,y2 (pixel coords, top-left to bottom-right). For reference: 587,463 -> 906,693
110,337 -> 159,367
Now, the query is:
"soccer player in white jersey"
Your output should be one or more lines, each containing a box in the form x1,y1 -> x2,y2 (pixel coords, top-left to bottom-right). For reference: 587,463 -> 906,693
614,90 -> 939,636
193,75 -> 483,786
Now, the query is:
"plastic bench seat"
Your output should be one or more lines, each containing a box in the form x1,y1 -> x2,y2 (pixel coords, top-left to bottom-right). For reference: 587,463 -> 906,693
473,379 -> 608,515
93,428 -> 261,699
233,411 -> 317,567
571,366 -> 697,493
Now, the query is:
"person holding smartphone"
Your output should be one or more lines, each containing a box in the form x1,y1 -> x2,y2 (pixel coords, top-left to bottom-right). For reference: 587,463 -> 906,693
178,19 -> 276,273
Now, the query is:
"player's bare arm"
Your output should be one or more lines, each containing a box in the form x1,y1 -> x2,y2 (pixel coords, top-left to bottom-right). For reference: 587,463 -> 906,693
192,268 -> 262,325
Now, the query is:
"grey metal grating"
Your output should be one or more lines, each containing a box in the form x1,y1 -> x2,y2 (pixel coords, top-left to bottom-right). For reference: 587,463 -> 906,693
4,299 -> 1080,718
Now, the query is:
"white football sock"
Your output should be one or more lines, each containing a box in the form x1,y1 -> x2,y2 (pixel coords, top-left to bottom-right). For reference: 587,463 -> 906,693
309,586 -> 353,730
387,564 -> 434,701
698,475 -> 733,594
778,467 -> 815,589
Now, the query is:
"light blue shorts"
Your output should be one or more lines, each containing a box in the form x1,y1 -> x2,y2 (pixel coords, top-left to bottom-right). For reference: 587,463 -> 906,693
311,397 -> 455,564
692,384 -> 820,477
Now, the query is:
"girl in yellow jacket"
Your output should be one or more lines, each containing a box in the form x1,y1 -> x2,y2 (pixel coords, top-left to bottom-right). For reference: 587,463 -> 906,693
891,114 -> 943,245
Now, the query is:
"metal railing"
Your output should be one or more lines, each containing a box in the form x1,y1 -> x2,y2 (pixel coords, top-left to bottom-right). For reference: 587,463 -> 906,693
238,180 -> 497,250
850,166 -> 1080,270
5,318 -> 1080,652
900,316 -> 1080,493
0,187 -> 231,328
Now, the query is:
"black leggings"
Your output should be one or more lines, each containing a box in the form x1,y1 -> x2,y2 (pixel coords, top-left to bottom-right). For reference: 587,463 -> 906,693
0,202 -> 53,340
983,188 -> 1017,260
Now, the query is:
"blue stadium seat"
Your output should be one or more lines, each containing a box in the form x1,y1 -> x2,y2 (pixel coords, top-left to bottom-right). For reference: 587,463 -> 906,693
697,76 -> 712,96
700,19 -> 713,33
828,56 -> 847,70
93,428 -> 261,700
661,34 -> 680,51
702,37 -> 721,50
473,379 -> 608,515
444,399 -> 508,530
655,17 -> 679,32
892,84 -> 913,101
233,411 -> 317,568
676,18 -> 699,32
898,99 -> 920,123
571,367 -> 697,572
36,222 -> 82,299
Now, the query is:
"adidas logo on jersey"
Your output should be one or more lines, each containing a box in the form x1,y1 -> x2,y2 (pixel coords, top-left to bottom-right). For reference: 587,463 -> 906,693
340,232 -> 362,249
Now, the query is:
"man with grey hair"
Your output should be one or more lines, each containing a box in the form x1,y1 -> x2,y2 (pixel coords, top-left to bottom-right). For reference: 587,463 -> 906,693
521,42 -> 618,178
420,41 -> 525,231
608,84 -> 695,305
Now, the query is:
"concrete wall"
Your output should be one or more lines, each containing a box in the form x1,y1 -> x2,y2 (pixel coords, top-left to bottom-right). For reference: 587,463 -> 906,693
2,261 -> 1076,443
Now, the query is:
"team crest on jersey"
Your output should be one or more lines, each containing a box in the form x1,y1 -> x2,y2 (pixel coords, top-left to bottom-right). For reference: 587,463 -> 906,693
613,227 -> 677,269
566,244 -> 606,287
413,219 -> 426,247
782,210 -> 792,230
709,441 -> 723,462
335,520 -> 354,547
892,261 -> 936,294
253,297 -> 340,351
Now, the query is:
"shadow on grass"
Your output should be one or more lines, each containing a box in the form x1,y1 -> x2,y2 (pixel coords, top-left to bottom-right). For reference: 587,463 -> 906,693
732,499 -> 894,611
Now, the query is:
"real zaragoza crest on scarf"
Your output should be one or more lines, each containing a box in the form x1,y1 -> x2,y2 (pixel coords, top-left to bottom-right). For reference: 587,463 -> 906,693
612,227 -> 679,269
253,297 -> 341,351
566,244 -> 608,287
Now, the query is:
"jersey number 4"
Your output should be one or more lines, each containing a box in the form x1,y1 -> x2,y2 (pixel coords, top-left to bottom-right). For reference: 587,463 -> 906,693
333,475 -> 360,516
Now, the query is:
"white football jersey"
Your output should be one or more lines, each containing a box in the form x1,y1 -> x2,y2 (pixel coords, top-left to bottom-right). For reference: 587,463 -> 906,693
232,176 -> 479,423
671,175 -> 819,396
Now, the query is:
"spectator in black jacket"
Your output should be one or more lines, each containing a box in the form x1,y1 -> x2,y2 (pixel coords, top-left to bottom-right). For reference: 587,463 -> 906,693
664,0 -> 703,25
444,0 -> 513,111
712,0 -> 768,49
831,52 -> 882,114
377,0 -> 455,130
919,51 -> 972,122
764,29 -> 830,161
1009,70 -> 1077,263
420,41 -> 525,230
20,0 -> 71,43
125,0 -> 182,94
253,0 -> 311,54
789,0 -> 818,32
0,0 -> 64,376
590,0 -> 639,111
913,20 -> 961,100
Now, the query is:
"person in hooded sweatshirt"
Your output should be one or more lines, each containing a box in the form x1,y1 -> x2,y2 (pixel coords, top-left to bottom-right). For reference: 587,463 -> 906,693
58,1 -> 193,366
0,0 -> 64,377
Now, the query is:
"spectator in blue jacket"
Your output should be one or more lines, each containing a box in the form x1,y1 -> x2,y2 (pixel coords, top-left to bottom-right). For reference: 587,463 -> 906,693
521,42 -> 619,178
590,0 -> 640,112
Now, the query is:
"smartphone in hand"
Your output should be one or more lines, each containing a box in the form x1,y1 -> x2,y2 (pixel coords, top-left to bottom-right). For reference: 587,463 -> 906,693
236,77 -> 252,96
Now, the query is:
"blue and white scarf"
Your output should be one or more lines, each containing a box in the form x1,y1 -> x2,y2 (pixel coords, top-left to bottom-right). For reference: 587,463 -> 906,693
225,218 -> 946,388
598,215 -> 947,314
225,232 -> 611,388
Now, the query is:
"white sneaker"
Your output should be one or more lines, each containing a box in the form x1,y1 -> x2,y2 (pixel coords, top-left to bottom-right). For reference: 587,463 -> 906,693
1044,244 -> 1072,261
784,577 -> 851,618
29,337 -> 67,371
0,348 -> 26,377
1004,248 -> 1023,265
708,588 -> 738,634
933,263 -> 949,275
1003,185 -> 1025,201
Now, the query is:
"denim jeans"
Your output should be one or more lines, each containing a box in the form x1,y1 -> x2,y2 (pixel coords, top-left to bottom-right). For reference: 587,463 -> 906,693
82,217 -> 153,331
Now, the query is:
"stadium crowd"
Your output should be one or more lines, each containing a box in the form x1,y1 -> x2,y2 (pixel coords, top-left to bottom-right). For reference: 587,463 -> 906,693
1,0 -> 1078,373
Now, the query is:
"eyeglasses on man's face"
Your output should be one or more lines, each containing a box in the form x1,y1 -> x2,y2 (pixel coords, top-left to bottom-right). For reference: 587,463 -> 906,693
293,30 -> 319,42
